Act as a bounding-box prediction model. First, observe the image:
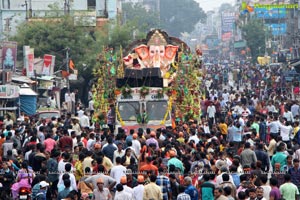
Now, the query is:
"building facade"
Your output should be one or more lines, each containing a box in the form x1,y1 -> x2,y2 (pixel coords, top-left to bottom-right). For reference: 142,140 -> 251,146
0,0 -> 121,40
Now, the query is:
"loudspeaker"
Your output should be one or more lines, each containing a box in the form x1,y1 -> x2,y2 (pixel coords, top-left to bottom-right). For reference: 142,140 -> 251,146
125,69 -> 143,78
142,68 -> 162,78
116,78 -> 126,88
116,78 -> 143,88
143,77 -> 163,87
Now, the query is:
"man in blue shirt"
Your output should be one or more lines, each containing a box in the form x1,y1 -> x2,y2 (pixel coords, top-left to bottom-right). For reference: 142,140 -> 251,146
156,167 -> 171,200
184,176 -> 198,200
288,158 -> 300,191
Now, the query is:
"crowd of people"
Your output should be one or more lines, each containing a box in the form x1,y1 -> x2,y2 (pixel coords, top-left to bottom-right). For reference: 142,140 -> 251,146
0,61 -> 300,200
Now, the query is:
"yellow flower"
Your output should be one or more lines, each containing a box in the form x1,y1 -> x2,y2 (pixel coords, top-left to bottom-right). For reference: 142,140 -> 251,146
164,72 -> 170,79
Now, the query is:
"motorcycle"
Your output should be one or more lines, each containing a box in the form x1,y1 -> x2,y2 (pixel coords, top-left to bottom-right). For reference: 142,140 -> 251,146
19,187 -> 31,200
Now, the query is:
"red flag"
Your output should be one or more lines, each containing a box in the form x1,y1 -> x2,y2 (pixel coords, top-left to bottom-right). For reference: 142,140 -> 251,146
69,59 -> 75,70
61,70 -> 70,78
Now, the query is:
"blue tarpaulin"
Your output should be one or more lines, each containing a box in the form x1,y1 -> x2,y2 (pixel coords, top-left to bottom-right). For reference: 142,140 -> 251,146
19,84 -> 37,116
20,95 -> 37,116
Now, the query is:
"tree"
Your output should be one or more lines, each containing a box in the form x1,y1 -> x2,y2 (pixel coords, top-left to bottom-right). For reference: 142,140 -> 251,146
218,3 -> 234,14
242,19 -> 266,63
12,16 -> 104,74
11,16 -> 109,104
121,2 -> 160,35
160,0 -> 206,37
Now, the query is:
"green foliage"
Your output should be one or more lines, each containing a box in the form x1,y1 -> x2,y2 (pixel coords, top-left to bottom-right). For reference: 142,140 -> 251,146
121,2 -> 160,34
108,23 -> 134,49
242,19 -> 266,63
160,0 -> 206,37
11,16 -> 105,79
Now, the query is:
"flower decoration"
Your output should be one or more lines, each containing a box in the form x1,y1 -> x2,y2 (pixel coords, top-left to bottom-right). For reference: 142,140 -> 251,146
165,88 -> 173,97
121,85 -> 132,98
114,89 -> 121,96
157,89 -> 164,99
140,86 -> 150,98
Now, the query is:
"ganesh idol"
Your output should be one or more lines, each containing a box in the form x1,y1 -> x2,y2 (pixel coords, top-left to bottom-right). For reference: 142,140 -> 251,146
123,30 -> 178,77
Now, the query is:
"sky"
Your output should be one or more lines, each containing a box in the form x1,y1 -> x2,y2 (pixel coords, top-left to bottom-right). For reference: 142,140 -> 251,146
195,0 -> 235,12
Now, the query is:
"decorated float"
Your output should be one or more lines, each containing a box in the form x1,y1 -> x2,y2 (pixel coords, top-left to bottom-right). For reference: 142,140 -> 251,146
92,29 -> 203,132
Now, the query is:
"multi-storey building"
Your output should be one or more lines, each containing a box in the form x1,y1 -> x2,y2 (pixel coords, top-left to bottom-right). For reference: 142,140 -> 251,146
0,0 -> 121,40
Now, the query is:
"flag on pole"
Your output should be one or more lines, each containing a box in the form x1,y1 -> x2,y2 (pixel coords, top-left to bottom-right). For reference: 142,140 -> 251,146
69,59 -> 75,70
61,70 -> 70,78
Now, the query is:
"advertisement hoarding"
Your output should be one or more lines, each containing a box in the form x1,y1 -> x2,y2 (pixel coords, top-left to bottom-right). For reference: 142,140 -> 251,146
255,8 -> 286,19
221,12 -> 235,41
2,41 -> 17,71
42,54 -> 55,76
23,46 -> 35,77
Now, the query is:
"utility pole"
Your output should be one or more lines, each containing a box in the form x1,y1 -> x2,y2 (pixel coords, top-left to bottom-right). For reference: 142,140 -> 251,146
29,0 -> 32,18
22,1 -> 28,21
104,0 -> 108,18
64,0 -> 70,15
66,48 -> 70,90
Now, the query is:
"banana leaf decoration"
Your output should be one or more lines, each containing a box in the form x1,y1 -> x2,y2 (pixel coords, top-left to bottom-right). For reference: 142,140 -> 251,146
110,65 -> 116,76
184,86 -> 189,95
137,112 -> 149,124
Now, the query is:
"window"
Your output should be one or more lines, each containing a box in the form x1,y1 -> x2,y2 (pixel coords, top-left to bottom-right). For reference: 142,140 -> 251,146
87,0 -> 96,10
2,0 -> 10,9
146,100 -> 170,121
118,102 -> 140,121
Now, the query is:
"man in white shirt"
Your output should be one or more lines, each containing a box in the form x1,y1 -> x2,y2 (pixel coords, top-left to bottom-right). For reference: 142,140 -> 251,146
207,102 -> 216,129
77,107 -> 84,118
222,89 -> 230,103
88,99 -> 94,117
283,107 -> 294,123
132,133 -> 141,158
110,157 -> 127,184
216,167 -> 234,186
65,91 -> 72,113
70,90 -> 76,114
114,184 -> 132,200
279,121 -> 293,142
266,102 -> 277,113
87,133 -> 96,151
113,142 -> 125,165
57,163 -> 77,191
291,101 -> 300,118
266,116 -> 280,135
58,152 -> 73,173
3,114 -> 14,129
80,112 -> 90,128
133,175 -> 145,200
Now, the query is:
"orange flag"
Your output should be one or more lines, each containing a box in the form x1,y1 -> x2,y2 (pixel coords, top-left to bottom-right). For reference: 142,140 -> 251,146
61,70 -> 70,78
69,59 -> 75,70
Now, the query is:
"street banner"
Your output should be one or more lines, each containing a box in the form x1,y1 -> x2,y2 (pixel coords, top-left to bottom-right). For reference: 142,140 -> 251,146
23,46 -> 35,77
221,12 -> 235,41
0,85 -> 20,99
42,54 -> 55,75
28,48 -> 34,76
2,41 -> 17,71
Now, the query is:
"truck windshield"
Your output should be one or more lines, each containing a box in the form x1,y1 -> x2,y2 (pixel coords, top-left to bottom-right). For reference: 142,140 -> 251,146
118,102 -> 140,121
146,101 -> 170,120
